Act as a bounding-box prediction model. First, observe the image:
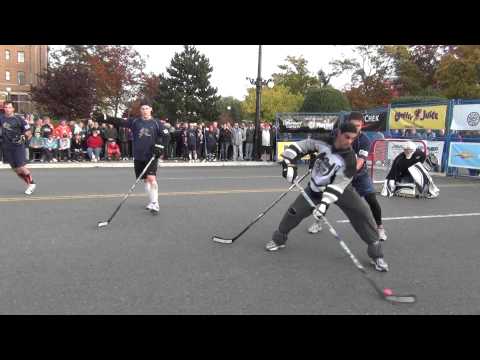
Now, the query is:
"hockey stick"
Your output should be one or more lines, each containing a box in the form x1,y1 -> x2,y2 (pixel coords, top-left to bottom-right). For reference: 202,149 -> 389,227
212,170 -> 310,244
294,181 -> 417,304
97,155 -> 156,228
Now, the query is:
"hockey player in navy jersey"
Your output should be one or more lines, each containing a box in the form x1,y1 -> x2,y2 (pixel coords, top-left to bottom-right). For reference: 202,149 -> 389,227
0,101 -> 37,195
96,100 -> 168,214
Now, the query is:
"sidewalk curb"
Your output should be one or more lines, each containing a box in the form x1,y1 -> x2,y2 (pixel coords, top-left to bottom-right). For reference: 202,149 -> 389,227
0,161 -> 279,170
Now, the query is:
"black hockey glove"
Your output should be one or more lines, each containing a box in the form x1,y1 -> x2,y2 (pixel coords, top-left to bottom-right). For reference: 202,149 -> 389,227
153,144 -> 165,159
281,158 -> 298,183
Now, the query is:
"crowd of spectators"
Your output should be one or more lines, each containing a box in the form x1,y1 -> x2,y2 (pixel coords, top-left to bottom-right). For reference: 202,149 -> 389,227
0,113 -> 278,163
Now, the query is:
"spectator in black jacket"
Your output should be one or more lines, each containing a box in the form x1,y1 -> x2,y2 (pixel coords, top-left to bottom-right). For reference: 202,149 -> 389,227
245,123 -> 255,160
187,123 -> 198,162
118,125 -> 130,160
219,123 -> 232,161
205,124 -> 218,161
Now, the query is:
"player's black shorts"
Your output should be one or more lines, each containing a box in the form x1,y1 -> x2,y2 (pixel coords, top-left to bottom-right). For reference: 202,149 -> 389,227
134,158 -> 158,179
2,145 -> 26,169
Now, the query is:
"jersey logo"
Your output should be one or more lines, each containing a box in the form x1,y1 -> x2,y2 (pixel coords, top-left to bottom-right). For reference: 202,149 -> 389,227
315,152 -> 338,177
138,127 -> 152,138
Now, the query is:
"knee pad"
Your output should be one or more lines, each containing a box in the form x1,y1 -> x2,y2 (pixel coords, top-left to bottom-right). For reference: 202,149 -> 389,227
367,240 -> 384,259
272,230 -> 288,245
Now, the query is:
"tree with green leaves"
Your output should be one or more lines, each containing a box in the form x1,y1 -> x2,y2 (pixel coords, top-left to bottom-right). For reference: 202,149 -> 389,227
329,45 -> 393,109
382,45 -> 448,97
241,85 -> 304,122
300,86 -> 351,112
435,45 -> 480,99
216,96 -> 243,122
272,56 -> 319,95
155,45 -> 220,123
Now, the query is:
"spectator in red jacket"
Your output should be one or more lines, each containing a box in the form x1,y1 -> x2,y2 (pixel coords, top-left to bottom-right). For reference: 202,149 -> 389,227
54,118 -> 73,139
86,130 -> 103,162
107,140 -> 121,161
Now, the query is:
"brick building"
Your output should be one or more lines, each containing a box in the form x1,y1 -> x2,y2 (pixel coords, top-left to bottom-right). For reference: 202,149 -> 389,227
0,45 -> 48,114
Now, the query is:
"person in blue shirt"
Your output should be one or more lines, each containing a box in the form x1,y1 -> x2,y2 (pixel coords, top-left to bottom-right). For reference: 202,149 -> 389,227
96,100 -> 168,214
0,101 -> 37,195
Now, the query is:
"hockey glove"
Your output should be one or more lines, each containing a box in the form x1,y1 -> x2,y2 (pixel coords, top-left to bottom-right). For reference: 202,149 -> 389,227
281,159 -> 298,183
153,144 -> 165,159
312,201 -> 329,221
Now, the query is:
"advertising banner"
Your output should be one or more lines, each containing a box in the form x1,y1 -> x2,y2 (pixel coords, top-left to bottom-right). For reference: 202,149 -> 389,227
362,109 -> 387,132
425,140 -> 445,168
389,105 -> 447,130
451,104 -> 480,131
448,142 -> 480,170
277,113 -> 339,133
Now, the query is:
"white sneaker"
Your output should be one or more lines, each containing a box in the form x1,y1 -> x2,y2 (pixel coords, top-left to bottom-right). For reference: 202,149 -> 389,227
25,183 -> 36,195
378,227 -> 387,241
150,202 -> 159,214
265,240 -> 286,252
145,202 -> 154,210
308,221 -> 323,234
370,258 -> 389,272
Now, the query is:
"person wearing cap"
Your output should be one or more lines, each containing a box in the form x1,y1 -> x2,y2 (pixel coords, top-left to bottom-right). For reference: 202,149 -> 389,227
95,100 -> 168,214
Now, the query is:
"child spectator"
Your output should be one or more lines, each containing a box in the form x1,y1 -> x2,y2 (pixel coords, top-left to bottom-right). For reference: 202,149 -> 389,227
29,133 -> 44,161
58,133 -> 71,161
43,133 -> 59,162
107,140 -> 121,161
86,130 -> 104,162
71,134 -> 85,162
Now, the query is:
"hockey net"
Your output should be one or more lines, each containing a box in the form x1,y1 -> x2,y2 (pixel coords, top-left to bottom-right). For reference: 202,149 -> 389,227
369,138 -> 428,184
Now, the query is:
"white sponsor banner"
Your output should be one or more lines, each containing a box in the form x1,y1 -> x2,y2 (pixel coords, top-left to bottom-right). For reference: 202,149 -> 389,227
387,140 -> 427,163
451,104 -> 480,130
425,140 -> 444,167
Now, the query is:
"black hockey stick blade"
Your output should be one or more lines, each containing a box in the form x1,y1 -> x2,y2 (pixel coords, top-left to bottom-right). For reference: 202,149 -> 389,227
212,235 -> 234,244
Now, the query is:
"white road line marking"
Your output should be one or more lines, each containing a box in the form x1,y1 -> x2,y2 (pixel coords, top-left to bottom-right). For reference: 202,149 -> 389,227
336,212 -> 480,223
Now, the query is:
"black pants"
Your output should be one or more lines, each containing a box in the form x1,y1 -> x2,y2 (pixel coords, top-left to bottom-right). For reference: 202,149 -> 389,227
273,184 -> 383,259
120,142 -> 130,158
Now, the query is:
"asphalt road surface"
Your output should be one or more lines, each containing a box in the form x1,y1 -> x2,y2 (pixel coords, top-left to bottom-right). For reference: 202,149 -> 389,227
0,165 -> 479,314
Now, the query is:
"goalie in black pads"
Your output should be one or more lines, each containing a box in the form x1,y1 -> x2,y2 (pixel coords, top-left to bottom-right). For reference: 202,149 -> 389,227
96,100 -> 168,214
266,122 -> 389,272
381,141 -> 439,198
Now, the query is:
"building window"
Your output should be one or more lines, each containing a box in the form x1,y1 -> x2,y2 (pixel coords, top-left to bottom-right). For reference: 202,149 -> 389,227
17,71 -> 25,85
5,49 -> 11,61
6,71 -> 10,81
17,51 -> 25,63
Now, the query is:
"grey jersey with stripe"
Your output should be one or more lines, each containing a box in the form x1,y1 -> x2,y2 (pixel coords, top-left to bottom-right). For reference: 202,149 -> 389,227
283,137 -> 356,205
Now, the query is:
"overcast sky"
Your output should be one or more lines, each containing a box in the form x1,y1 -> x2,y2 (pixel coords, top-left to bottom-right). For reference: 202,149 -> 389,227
135,45 -> 357,100
52,45 -> 358,100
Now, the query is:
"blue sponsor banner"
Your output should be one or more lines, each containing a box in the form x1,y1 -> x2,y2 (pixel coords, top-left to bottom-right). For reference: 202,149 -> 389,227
448,142 -> 480,170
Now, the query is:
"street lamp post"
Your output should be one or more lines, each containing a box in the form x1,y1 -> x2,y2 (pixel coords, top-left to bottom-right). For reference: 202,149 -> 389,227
246,45 -> 274,160
6,87 -> 12,102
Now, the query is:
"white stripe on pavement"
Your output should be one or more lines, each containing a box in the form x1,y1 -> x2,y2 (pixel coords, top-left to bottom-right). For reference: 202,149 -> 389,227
336,212 -> 480,223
